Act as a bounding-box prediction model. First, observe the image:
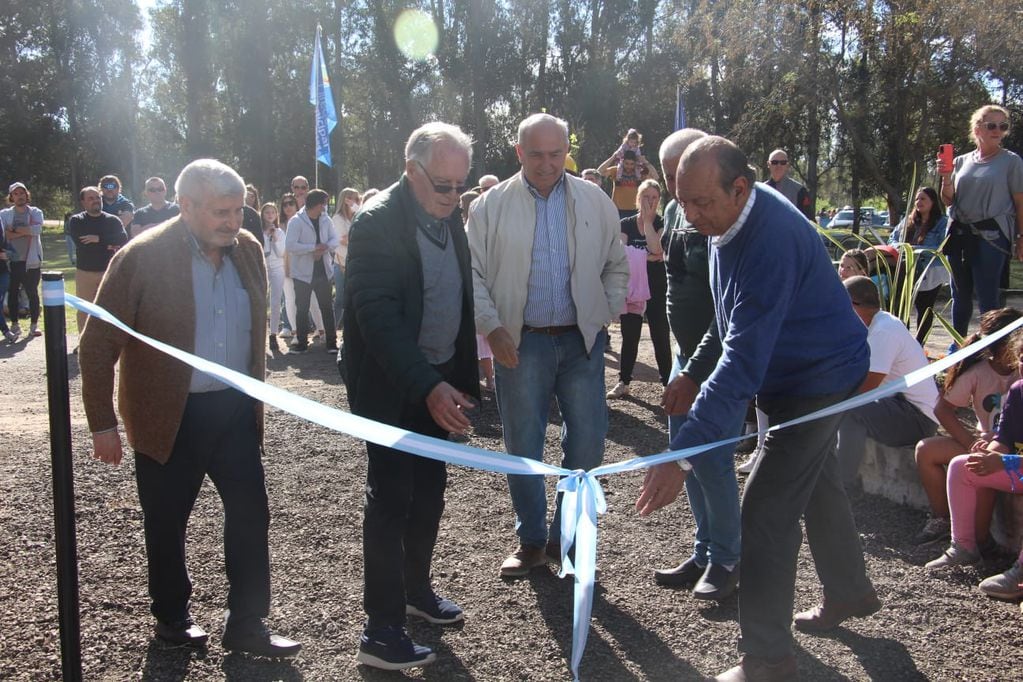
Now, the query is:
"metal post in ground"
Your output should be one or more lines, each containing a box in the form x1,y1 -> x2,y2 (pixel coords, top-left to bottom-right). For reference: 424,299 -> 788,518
41,272 -> 83,681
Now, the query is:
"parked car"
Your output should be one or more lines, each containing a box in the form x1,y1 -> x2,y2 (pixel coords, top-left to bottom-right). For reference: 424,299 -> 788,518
830,207 -> 886,229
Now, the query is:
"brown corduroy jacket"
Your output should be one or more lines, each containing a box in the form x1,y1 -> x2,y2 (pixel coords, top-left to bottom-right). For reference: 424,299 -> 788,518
80,218 -> 268,464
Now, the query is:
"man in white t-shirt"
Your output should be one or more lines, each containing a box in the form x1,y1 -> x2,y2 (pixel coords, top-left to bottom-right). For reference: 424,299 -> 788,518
836,276 -> 939,486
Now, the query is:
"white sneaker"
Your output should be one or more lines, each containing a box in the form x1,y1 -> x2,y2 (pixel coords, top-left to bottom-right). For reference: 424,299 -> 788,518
737,447 -> 762,475
925,542 -> 980,570
979,561 -> 1023,599
279,328 -> 294,339
30,323 -> 40,337
606,381 -> 630,399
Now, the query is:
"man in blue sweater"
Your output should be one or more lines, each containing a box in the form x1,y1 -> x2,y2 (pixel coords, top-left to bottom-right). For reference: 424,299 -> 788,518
637,136 -> 880,681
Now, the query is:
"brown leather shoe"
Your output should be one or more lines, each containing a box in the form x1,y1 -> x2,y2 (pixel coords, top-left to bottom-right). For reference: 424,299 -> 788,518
713,654 -> 797,681
499,545 -> 547,578
793,589 -> 881,633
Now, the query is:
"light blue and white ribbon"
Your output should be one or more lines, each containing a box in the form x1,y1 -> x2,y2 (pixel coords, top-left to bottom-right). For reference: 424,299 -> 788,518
49,281 -> 1023,681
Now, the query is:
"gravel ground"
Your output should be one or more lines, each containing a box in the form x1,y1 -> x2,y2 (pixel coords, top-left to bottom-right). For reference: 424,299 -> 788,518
1,316 -> 1020,681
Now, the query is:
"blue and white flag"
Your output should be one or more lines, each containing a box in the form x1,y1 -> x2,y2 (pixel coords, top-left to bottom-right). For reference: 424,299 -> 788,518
674,84 -> 687,131
310,25 -> 338,167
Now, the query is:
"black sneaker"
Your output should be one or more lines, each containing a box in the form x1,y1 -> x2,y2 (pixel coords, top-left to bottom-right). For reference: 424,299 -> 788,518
289,342 -> 309,354
356,625 -> 436,670
406,590 -> 464,625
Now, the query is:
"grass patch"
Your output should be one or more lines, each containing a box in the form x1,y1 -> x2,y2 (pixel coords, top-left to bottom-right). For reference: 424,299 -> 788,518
41,223 -> 79,336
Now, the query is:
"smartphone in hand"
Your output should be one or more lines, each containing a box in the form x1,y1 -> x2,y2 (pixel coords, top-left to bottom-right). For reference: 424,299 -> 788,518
938,144 -> 954,174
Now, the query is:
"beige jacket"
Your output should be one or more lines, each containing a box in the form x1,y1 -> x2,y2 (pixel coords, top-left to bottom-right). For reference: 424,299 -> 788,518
467,171 -> 628,353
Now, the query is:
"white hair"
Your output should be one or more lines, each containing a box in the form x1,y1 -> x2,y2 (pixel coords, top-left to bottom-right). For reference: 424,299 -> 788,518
479,174 -> 499,186
405,122 -> 474,166
174,159 -> 245,201
517,113 -> 570,146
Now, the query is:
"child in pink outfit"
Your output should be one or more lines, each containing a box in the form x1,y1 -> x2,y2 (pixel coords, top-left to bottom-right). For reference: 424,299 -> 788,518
927,341 -> 1023,599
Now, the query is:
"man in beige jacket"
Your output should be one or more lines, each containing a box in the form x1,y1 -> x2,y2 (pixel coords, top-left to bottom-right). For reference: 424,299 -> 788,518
467,113 -> 629,577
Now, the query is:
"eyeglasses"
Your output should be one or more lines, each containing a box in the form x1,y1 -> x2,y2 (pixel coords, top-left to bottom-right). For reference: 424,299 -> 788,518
415,161 -> 468,195
982,121 -> 1010,132
146,186 -> 165,192
770,160 -> 789,166
101,182 -> 118,190
291,184 -> 309,190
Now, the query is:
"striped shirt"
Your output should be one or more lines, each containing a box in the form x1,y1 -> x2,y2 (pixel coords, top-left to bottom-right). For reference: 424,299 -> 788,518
523,174 -> 577,327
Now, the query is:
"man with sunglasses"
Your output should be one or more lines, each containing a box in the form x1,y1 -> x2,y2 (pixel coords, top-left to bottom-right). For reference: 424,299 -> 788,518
130,177 -> 180,238
99,174 -> 135,229
344,122 -> 480,671
290,176 -> 310,208
765,149 -> 814,221
467,113 -> 629,578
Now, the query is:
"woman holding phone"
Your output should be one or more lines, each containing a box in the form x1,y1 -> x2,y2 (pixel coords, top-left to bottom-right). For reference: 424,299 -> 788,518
939,104 -> 1023,337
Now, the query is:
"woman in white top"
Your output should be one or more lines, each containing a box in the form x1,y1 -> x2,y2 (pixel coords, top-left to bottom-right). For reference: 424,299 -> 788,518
261,202 -> 286,349
280,192 -> 324,339
331,188 -> 361,330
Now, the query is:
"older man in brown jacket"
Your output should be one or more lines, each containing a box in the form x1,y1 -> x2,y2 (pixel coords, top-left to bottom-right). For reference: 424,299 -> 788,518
80,159 -> 300,657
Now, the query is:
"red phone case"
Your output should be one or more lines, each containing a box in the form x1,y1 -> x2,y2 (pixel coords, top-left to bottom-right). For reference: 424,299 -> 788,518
938,144 -> 953,170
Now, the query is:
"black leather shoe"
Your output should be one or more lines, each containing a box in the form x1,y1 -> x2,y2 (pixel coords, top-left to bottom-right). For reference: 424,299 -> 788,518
692,563 -> 739,601
654,557 -> 706,587
222,622 -> 302,658
155,617 -> 208,647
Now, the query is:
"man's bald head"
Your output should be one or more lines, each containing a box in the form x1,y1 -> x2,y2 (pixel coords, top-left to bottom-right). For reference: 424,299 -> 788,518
659,128 -> 707,200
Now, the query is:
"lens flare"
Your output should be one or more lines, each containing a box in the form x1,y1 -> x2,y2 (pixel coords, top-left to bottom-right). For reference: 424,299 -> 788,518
393,9 -> 438,61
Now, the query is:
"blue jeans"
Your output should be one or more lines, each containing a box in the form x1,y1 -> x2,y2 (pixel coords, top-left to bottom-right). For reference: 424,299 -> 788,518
332,267 -> 345,330
65,234 -> 77,266
0,272 -> 10,334
495,328 -> 608,548
668,353 -> 742,566
947,229 -> 1008,336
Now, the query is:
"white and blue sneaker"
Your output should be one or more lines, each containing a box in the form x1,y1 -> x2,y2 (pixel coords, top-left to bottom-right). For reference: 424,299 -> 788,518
357,625 -> 436,670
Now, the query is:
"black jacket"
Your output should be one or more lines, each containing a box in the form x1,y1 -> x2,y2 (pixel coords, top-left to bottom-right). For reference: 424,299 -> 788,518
343,175 -> 479,425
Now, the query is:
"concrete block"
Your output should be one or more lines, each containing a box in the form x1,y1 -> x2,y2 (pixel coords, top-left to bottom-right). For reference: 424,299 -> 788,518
858,439 -> 928,509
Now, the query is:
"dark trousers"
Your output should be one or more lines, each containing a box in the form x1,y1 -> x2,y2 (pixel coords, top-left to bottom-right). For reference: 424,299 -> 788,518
293,268 -> 336,346
134,389 -> 270,627
945,230 -> 1008,336
363,371 -> 450,629
7,261 -> 40,326
913,286 -> 941,344
738,387 -> 874,657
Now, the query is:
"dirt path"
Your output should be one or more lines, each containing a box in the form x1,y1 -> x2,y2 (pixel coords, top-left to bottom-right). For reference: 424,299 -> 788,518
0,308 -> 1019,681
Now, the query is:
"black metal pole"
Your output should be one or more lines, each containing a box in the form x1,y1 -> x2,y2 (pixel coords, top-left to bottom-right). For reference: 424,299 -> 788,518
41,271 -> 83,681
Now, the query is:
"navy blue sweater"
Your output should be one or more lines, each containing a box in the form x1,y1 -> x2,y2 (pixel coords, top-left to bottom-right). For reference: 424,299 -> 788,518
670,184 -> 869,460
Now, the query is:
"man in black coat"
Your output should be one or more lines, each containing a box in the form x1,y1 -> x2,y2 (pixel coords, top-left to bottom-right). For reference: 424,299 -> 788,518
343,122 -> 479,672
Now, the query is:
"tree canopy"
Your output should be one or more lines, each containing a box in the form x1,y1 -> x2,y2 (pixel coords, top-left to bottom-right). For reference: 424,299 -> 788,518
4,0 -> 1021,221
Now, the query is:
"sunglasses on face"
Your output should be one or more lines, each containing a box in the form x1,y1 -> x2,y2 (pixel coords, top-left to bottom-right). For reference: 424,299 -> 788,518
283,201 -> 297,207
982,121 -> 1010,132
101,183 -> 118,190
770,160 -> 789,166
415,161 -> 468,195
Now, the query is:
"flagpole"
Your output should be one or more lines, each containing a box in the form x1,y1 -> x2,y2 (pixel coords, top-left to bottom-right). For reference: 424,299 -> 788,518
314,25 -> 321,190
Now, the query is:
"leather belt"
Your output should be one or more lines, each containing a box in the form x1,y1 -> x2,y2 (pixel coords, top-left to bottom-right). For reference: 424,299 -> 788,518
523,324 -> 578,335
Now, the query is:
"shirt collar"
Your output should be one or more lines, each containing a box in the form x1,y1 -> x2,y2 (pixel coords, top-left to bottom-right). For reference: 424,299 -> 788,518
523,171 -> 566,200
712,187 -> 757,248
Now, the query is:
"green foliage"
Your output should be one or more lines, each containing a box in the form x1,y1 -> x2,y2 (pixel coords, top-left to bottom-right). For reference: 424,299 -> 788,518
0,0 -> 1020,209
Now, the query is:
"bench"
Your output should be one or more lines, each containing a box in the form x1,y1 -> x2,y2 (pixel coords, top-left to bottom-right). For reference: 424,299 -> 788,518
859,439 -> 1023,553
